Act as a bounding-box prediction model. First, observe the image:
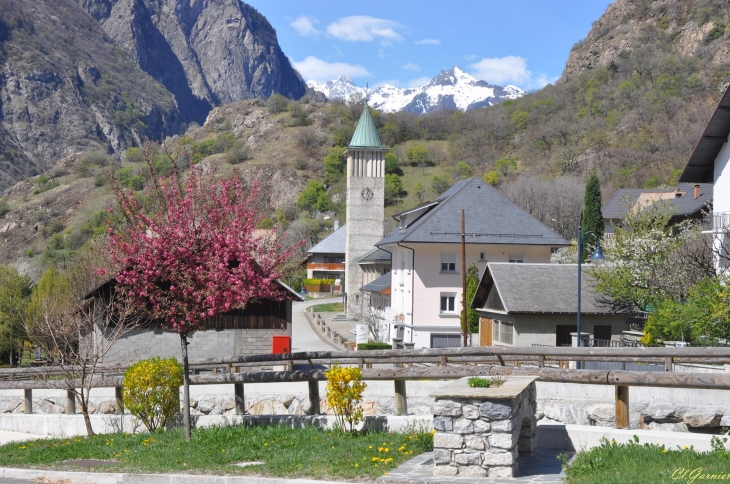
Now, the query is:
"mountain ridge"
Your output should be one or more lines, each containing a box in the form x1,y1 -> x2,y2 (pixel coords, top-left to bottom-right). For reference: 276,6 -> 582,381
307,67 -> 525,113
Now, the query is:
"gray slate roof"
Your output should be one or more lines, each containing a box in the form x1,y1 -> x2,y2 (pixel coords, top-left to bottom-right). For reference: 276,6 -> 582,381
359,248 -> 391,263
472,263 -> 615,315
307,224 -> 346,254
377,177 -> 568,246
361,272 -> 391,293
602,183 -> 712,220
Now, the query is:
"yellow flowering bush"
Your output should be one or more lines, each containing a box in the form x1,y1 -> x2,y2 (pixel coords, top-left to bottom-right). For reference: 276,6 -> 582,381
123,357 -> 183,432
325,364 -> 366,435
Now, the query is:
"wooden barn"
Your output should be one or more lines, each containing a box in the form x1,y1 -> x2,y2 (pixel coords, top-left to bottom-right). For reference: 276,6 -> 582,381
82,278 -> 303,362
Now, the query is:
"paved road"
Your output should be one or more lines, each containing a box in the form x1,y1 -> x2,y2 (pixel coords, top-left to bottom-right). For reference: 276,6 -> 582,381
291,296 -> 344,353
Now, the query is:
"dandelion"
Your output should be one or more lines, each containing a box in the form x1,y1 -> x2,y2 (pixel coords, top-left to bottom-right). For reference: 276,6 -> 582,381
372,457 -> 379,462
684,446 -> 689,449
368,445 -> 373,449
663,449 -> 668,453
355,464 -> 359,467
264,443 -> 269,446
222,449 -> 226,452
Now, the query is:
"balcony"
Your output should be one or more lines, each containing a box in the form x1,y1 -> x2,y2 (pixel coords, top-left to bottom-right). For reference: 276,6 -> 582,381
307,262 -> 345,271
714,212 -> 730,230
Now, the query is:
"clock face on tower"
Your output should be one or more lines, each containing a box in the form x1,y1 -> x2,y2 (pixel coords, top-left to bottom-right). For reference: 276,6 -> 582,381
361,187 -> 374,201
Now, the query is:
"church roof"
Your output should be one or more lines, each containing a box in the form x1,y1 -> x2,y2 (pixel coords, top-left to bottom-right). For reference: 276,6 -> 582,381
349,106 -> 386,150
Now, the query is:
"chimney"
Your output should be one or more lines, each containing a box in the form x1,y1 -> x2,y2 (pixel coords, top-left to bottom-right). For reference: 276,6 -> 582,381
694,184 -> 700,200
334,219 -> 340,231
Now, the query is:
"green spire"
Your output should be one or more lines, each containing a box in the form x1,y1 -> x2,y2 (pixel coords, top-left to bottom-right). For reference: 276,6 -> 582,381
349,106 -> 386,149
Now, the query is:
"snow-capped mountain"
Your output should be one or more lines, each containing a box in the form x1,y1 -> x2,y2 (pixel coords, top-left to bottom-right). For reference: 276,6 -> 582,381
306,67 -> 525,113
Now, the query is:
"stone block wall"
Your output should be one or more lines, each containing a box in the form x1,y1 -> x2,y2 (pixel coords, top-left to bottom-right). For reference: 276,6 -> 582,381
432,381 -> 536,478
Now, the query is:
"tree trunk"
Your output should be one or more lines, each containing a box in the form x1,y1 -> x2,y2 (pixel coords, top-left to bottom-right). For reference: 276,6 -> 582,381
180,334 -> 191,441
79,392 -> 95,437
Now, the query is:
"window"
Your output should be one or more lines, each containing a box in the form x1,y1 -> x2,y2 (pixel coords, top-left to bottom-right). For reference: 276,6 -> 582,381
508,253 -> 523,263
431,334 -> 461,348
492,320 -> 514,345
593,325 -> 612,342
440,293 -> 456,314
479,252 -> 486,261
441,252 -> 457,272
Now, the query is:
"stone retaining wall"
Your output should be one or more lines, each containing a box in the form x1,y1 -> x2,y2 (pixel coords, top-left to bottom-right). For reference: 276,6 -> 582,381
2,381 -> 729,433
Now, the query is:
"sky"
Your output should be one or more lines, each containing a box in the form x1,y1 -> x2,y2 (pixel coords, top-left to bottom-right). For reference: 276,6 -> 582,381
246,0 -> 614,91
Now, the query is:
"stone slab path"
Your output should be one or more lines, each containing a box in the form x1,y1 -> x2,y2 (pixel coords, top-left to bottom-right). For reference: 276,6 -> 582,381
379,448 -> 570,484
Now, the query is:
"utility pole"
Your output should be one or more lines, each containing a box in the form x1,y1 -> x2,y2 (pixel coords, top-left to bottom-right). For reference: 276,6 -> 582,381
461,210 -> 467,347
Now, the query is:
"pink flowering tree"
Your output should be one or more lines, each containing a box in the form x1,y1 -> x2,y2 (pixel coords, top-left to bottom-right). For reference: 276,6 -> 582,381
105,146 -> 299,439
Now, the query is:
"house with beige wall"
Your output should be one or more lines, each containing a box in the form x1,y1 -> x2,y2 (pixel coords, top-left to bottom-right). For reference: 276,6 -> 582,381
471,263 -> 626,348
374,177 -> 568,349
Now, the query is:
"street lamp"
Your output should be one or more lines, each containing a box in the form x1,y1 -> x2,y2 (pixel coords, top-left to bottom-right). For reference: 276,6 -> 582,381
576,226 -> 605,369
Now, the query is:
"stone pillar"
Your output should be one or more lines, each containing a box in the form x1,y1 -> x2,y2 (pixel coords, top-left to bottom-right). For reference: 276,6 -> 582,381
430,376 -> 537,478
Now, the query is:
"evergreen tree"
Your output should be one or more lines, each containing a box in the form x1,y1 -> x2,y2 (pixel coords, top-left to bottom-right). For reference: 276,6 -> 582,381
581,173 -> 604,241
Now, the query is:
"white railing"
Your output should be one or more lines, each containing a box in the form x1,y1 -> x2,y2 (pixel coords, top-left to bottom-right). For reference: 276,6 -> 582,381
714,212 -> 730,230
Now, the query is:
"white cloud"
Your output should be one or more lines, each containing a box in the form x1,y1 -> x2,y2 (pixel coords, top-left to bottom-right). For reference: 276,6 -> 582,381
293,56 -> 370,83
468,55 -> 556,90
402,63 -> 420,72
290,15 -> 320,37
469,56 -> 531,85
326,16 -> 403,44
464,54 -> 478,61
415,38 -> 441,45
405,76 -> 431,88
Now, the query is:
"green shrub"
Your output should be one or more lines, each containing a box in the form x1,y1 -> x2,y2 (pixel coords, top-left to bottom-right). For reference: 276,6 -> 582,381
267,93 -> 289,114
0,197 -> 9,218
34,175 -> 59,194
41,220 -> 65,238
303,278 -> 335,285
357,342 -> 392,350
123,357 -> 183,432
226,141 -> 251,164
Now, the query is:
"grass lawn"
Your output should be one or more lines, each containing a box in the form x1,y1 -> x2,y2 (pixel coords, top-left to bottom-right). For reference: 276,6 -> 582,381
0,424 -> 433,479
564,436 -> 730,484
309,302 -> 345,313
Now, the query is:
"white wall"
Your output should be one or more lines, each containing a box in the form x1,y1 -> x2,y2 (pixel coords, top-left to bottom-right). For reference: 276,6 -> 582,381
388,242 -> 553,346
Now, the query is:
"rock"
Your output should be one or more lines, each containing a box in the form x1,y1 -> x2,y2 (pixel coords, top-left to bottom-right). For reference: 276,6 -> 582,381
721,415 -> 730,427
640,420 -> 688,432
482,449 -> 515,466
286,400 -> 305,415
434,400 -> 462,417
198,399 -> 217,415
479,401 -> 512,420
280,395 -> 296,408
491,419 -> 515,433
434,417 -> 453,432
99,401 -> 116,414
433,449 -> 452,465
248,399 -> 287,415
462,404 -> 480,419
3,399 -> 22,413
458,465 -> 487,478
454,452 -> 481,465
453,418 -> 474,434
190,399 -> 198,409
433,465 -> 458,477
360,401 -> 377,416
465,435 -> 485,450
86,404 -> 96,415
489,466 -> 514,478
434,433 -> 464,449
588,404 -> 616,427
473,420 -> 490,433
642,404 -> 684,423
221,401 -> 236,412
684,411 -> 722,428
489,432 -> 517,450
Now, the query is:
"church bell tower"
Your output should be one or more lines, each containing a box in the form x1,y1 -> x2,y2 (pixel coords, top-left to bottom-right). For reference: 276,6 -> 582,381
345,105 -> 387,315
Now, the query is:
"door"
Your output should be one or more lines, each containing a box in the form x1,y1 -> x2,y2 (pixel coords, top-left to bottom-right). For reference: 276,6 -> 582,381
556,325 -> 575,347
479,318 -> 493,346
593,325 -> 612,343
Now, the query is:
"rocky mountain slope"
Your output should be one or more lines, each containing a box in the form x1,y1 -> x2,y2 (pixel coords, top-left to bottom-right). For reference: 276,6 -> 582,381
77,0 -> 306,125
0,0 -> 179,190
308,67 -> 524,113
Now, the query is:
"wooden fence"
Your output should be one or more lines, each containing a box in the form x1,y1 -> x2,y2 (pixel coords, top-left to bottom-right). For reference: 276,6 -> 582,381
1,346 -> 730,429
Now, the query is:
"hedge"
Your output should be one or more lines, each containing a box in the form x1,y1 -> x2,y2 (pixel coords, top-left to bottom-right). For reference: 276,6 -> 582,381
357,342 -> 393,350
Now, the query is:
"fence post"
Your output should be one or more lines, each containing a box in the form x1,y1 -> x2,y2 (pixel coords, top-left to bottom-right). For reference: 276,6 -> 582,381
664,357 -> 673,372
394,380 -> 407,415
538,355 -> 545,368
24,389 -> 32,414
66,389 -> 76,415
308,380 -> 320,415
234,383 -> 245,415
615,385 -> 629,429
115,387 -> 124,414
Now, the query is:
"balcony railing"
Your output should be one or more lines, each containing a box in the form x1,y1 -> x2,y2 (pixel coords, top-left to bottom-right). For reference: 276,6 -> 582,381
307,262 -> 345,271
714,212 -> 730,230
